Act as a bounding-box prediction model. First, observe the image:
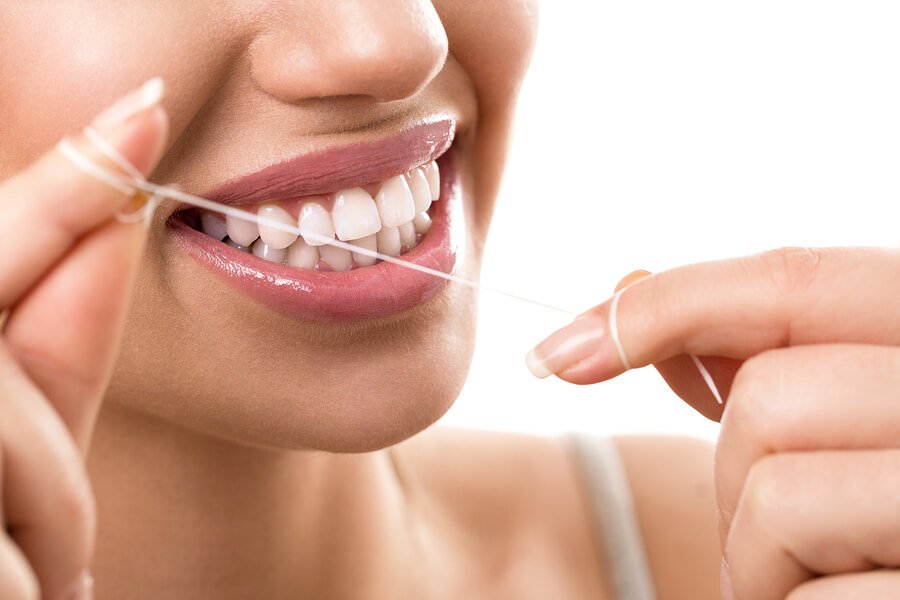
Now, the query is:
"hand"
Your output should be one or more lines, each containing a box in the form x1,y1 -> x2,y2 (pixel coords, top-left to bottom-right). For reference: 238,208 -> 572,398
527,247 -> 900,599
0,79 -> 168,599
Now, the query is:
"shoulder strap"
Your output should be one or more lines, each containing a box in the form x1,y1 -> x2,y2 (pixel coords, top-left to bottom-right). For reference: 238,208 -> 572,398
569,435 -> 657,600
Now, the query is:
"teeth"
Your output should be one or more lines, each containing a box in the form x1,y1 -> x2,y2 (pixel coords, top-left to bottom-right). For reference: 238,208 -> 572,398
252,239 -> 287,264
225,237 -> 251,252
425,161 -> 440,201
258,204 -> 298,249
406,168 -> 432,214
286,238 -> 319,269
298,202 -> 335,246
375,176 -> 416,227
226,212 -> 260,246
200,163 -> 443,271
376,226 -> 401,257
319,244 -> 353,272
200,212 -> 228,241
332,188 -> 382,241
413,211 -> 432,235
398,221 -> 417,248
350,234 -> 378,267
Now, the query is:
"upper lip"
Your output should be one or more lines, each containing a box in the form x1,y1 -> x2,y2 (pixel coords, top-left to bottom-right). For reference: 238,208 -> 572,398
194,117 -> 455,208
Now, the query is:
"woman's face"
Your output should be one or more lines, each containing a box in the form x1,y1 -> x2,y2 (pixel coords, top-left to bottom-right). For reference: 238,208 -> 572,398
0,1 -> 537,452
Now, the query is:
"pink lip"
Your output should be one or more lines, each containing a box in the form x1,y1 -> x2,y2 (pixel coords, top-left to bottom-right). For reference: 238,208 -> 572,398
168,122 -> 463,321
202,118 -> 455,206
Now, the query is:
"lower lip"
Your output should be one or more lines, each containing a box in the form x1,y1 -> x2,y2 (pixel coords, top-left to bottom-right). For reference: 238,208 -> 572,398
169,154 -> 463,320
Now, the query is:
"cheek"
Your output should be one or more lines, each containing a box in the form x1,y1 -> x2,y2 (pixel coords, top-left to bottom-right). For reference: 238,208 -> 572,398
0,4 -> 227,174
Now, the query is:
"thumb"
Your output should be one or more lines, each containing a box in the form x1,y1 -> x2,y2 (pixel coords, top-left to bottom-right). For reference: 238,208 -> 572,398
3,79 -> 169,453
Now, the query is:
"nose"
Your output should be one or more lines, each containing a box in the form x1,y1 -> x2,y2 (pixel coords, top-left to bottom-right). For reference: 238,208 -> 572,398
250,0 -> 448,104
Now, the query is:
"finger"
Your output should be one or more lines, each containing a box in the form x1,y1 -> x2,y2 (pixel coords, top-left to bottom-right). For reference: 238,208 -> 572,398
4,219 -> 147,452
654,354 -> 743,421
787,570 -> 900,600
0,344 -> 95,600
0,77 -> 167,309
0,532 -> 38,600
715,344 -> 900,545
526,247 -> 900,387
617,271 -> 742,421
725,450 -> 900,600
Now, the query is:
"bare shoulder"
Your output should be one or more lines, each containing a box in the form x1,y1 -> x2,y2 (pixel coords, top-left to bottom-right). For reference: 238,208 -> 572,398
397,427 -> 608,599
613,435 -> 720,600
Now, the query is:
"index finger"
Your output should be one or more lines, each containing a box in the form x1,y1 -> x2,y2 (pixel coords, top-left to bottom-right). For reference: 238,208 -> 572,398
0,77 -> 167,310
526,247 -> 900,387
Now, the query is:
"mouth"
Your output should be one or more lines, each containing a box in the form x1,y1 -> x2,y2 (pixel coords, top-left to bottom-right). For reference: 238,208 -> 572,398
168,118 -> 464,320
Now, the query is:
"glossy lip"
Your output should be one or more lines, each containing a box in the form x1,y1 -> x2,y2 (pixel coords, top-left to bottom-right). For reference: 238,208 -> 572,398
201,118 -> 455,206
168,122 -> 463,321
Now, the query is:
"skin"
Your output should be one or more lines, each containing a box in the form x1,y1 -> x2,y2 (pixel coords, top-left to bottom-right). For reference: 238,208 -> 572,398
7,2 -> 892,600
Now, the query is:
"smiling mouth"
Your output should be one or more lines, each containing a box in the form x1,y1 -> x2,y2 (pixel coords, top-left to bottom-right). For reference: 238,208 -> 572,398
167,119 -> 463,320
175,159 -> 441,272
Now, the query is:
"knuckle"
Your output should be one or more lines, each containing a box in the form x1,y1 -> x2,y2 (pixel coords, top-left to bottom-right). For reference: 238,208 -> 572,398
759,246 -> 825,297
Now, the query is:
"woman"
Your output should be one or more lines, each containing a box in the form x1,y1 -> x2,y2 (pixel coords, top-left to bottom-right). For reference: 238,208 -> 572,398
0,2 -> 897,599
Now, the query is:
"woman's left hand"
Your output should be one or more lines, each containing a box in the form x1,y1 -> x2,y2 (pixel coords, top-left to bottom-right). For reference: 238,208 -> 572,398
527,247 -> 900,599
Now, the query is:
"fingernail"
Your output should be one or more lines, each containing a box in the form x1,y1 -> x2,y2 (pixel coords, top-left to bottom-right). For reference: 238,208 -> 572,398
720,558 -> 733,600
92,77 -> 165,134
64,570 -> 94,600
525,314 -> 607,378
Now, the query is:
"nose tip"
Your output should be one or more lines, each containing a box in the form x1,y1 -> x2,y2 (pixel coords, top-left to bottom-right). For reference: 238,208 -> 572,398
250,1 -> 448,104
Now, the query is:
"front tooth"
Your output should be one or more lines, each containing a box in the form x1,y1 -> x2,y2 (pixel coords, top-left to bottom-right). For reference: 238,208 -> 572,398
376,226 -> 401,257
298,202 -> 335,246
226,211 -> 259,246
413,211 -> 432,234
286,238 -> 319,269
406,168 -> 432,213
200,212 -> 228,240
225,237 -> 251,252
425,161 -> 440,201
375,176 -> 416,227
350,234 -> 378,267
398,221 -> 417,248
252,239 -> 287,264
332,188 -> 382,241
319,244 -> 353,272
258,204 -> 298,249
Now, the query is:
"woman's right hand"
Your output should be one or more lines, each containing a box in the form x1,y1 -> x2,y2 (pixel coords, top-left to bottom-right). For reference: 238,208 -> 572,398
0,79 -> 168,600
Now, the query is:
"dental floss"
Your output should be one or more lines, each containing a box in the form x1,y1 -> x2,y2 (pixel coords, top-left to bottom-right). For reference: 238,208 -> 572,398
57,132 -> 578,317
60,128 -> 726,403
610,289 -> 723,404
609,290 -> 632,370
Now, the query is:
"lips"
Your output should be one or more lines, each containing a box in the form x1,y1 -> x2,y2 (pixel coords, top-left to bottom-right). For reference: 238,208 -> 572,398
167,119 -> 464,320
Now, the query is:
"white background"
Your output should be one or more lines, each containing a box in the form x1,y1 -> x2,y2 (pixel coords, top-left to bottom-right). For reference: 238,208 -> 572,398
442,1 -> 900,440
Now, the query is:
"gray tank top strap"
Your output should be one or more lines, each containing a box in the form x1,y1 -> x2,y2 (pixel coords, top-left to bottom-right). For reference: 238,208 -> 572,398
568,434 -> 657,600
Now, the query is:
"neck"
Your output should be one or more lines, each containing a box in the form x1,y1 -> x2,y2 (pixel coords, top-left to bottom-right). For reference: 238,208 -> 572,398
87,403 -> 436,599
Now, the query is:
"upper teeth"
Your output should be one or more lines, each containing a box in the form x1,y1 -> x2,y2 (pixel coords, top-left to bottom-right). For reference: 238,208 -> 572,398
204,160 -> 441,271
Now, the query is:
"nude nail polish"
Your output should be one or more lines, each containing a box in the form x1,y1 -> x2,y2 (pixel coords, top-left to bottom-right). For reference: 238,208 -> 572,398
525,314 -> 607,378
92,77 -> 165,133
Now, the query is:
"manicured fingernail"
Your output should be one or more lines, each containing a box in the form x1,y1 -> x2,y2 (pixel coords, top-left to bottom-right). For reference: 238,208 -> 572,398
92,77 -> 165,134
64,570 -> 94,600
720,558 -> 733,600
525,314 -> 607,378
